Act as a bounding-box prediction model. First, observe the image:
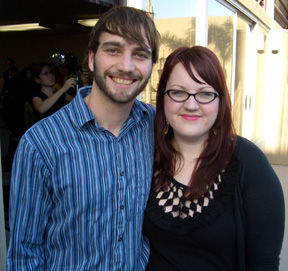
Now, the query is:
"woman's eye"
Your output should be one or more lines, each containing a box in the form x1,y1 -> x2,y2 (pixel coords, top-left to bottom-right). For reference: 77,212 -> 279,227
171,90 -> 186,96
198,92 -> 214,97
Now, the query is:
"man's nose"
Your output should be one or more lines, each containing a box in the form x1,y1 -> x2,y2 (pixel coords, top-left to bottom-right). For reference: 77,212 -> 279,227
117,53 -> 135,73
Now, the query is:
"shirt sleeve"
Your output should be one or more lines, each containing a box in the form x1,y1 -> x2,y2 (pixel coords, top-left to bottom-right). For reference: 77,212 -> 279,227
7,137 -> 52,271
240,141 -> 285,271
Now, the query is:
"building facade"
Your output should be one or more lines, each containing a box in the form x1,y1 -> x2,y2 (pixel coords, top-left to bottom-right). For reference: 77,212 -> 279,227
129,0 -> 288,166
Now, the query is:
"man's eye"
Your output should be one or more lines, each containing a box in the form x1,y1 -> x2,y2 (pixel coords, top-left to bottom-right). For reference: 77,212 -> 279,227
135,52 -> 149,59
106,48 -> 118,54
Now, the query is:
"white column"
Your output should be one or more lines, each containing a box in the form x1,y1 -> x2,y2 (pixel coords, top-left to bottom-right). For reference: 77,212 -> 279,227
127,0 -> 144,9
195,0 -> 208,46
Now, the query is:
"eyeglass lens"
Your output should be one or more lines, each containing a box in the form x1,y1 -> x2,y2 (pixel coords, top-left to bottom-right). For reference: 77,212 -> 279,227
167,90 -> 218,103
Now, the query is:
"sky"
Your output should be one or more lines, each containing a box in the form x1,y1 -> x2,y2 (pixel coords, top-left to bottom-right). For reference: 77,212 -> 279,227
141,0 -> 234,19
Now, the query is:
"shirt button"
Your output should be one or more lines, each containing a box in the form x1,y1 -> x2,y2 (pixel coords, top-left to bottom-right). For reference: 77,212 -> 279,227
120,205 -> 124,210
120,172 -> 124,176
118,237 -> 122,242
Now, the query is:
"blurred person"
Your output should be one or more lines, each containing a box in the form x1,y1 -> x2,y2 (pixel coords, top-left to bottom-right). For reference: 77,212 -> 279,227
62,62 -> 90,96
7,6 -> 160,271
143,46 -> 285,271
0,58 -> 18,105
3,58 -> 18,81
31,62 -> 75,121
50,62 -> 64,87
21,67 -> 36,129
1,66 -> 25,137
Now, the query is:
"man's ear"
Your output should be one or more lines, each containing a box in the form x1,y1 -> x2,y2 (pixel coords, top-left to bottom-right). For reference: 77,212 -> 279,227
88,51 -> 95,72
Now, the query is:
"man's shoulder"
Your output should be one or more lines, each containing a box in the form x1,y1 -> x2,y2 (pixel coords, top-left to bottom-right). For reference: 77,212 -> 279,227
134,99 -> 155,115
25,106 -> 71,140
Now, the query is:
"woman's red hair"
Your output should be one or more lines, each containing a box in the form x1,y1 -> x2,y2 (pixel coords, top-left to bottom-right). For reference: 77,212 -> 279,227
154,46 -> 237,199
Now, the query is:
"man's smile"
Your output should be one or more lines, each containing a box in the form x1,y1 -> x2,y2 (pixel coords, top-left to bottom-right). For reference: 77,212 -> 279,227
111,76 -> 135,85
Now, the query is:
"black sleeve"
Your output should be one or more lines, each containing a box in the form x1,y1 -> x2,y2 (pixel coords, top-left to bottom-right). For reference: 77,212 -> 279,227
237,138 -> 285,271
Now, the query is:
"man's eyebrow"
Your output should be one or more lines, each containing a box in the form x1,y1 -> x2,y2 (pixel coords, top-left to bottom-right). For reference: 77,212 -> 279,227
134,46 -> 152,56
101,41 -> 123,48
101,41 -> 152,55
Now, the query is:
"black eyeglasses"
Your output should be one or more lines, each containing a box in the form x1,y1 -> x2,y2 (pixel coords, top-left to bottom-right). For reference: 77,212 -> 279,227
164,89 -> 219,104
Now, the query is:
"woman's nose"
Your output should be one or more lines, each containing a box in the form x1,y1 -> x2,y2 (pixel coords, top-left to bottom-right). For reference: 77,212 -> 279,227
184,95 -> 200,110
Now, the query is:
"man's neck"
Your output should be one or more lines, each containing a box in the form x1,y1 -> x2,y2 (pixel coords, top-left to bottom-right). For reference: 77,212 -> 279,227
84,86 -> 135,137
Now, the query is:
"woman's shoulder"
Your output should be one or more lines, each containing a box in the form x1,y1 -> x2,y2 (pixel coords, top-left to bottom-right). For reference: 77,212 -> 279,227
32,88 -> 47,100
233,135 -> 279,187
234,135 -> 268,164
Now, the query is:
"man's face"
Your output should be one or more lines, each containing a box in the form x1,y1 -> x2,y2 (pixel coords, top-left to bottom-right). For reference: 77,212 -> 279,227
88,31 -> 153,104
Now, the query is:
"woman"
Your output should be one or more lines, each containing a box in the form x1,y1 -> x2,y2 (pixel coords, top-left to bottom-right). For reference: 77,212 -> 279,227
143,46 -> 285,270
32,63 -> 75,121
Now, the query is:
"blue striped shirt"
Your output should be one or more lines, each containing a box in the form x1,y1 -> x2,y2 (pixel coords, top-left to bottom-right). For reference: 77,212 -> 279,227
7,86 -> 155,271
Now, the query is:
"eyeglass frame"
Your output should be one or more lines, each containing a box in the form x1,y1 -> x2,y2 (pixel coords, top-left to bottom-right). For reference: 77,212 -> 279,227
164,89 -> 219,104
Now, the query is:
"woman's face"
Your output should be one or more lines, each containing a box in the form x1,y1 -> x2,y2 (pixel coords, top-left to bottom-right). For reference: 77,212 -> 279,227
164,62 -> 219,144
38,65 -> 56,87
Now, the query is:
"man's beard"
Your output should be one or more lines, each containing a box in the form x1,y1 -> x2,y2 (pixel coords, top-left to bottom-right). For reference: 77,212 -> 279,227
93,60 -> 150,104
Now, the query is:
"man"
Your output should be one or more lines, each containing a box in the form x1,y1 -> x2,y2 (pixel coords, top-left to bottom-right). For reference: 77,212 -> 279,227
7,6 -> 160,270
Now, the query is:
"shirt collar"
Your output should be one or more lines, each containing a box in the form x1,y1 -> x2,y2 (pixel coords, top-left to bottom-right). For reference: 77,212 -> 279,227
68,86 -> 150,130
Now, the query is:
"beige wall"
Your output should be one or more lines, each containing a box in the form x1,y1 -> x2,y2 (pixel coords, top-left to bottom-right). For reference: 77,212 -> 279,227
260,30 -> 288,165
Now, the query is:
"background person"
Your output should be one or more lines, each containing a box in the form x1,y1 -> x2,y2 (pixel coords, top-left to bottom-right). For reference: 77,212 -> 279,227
21,66 -> 36,129
1,66 -> 25,137
31,62 -> 75,121
143,46 -> 285,271
7,6 -> 160,271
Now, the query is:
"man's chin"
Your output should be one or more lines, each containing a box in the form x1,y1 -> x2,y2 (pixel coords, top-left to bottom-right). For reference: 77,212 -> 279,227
108,93 -> 138,104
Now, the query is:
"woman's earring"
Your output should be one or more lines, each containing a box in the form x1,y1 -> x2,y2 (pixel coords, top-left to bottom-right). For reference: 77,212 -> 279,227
212,129 -> 218,136
165,121 -> 169,135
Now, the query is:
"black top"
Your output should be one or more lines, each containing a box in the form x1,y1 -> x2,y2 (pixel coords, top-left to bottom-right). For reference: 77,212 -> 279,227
32,89 -> 66,121
143,136 -> 285,271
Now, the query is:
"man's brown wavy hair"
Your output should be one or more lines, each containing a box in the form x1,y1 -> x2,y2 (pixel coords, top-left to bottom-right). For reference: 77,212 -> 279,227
88,6 -> 160,64
154,46 -> 237,199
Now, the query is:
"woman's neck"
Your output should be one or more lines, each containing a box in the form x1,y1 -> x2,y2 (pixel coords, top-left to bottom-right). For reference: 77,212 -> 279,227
171,136 -> 206,186
172,136 -> 205,162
